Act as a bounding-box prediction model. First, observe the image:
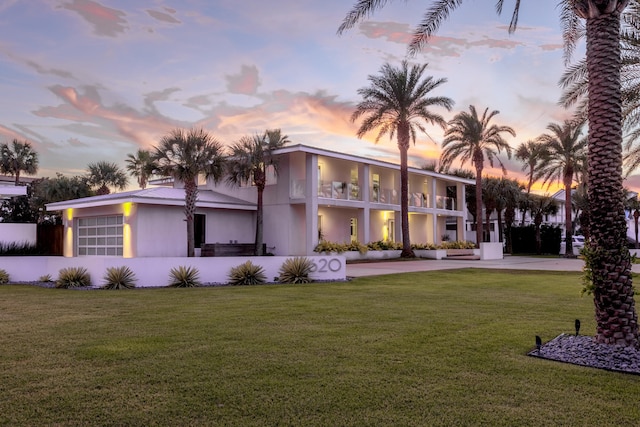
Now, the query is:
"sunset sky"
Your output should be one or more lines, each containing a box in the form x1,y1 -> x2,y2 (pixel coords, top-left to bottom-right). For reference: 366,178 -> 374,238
2,0 -> 626,192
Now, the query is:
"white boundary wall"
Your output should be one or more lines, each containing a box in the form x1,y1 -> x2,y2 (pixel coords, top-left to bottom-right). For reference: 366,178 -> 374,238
0,223 -> 37,245
0,255 -> 346,288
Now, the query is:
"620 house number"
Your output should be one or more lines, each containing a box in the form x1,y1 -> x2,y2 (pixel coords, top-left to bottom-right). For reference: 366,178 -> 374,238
310,258 -> 342,273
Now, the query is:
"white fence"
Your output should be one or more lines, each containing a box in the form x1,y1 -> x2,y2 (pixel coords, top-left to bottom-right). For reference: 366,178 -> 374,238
0,255 -> 346,288
0,223 -> 36,245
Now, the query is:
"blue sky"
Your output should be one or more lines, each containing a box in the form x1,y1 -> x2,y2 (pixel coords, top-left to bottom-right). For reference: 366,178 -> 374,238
1,0 -> 605,191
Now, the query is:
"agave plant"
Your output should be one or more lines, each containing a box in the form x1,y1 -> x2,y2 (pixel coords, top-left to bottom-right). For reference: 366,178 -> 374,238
102,266 -> 137,290
38,274 -> 53,283
0,269 -> 9,285
228,261 -> 266,286
167,265 -> 201,288
278,257 -> 314,284
56,267 -> 91,289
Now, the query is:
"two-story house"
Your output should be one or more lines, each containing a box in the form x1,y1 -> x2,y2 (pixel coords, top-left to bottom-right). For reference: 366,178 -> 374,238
47,144 -> 473,257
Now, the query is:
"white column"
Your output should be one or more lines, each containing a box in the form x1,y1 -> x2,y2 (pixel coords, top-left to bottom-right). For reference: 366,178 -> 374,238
305,153 -> 319,255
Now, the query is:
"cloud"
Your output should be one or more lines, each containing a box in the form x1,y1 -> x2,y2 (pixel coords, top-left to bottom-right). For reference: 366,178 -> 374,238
146,8 -> 181,24
59,0 -> 128,37
32,85 -> 179,148
225,65 -> 260,95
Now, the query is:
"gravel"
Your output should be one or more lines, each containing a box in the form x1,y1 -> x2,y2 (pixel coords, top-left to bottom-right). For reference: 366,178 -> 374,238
528,333 -> 640,375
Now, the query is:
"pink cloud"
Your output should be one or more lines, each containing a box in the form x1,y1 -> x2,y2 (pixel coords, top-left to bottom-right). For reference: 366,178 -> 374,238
59,0 -> 128,37
225,65 -> 260,95
33,85 -> 178,148
146,9 -> 181,24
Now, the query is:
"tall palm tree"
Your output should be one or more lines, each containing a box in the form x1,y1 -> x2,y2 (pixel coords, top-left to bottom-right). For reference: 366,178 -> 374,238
352,60 -> 453,257
152,128 -> 226,257
226,129 -> 290,256
440,105 -> 515,247
538,120 -> 587,257
0,139 -> 39,185
86,161 -> 128,195
125,149 -> 155,189
339,0 -> 639,350
515,140 -> 549,225
515,140 -> 550,195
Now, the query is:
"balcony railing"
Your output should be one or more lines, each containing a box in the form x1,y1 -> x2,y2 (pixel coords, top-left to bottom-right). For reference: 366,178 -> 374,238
436,195 -> 456,210
371,187 -> 399,204
408,192 -> 429,208
318,181 -> 361,201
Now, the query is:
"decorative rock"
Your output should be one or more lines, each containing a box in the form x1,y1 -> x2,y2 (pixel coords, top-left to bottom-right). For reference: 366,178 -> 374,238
528,333 -> 640,375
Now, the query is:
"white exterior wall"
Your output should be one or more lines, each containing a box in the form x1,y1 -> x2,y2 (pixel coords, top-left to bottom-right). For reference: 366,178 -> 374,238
0,223 -> 37,245
0,255 -> 346,287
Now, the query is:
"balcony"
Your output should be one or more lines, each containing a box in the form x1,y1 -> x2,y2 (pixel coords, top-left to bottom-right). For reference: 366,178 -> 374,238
370,186 -> 399,204
408,192 -> 429,208
319,181 -> 361,201
436,196 -> 457,210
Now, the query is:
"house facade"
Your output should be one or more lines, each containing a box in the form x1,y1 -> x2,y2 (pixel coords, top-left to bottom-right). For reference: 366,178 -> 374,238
47,145 -> 473,257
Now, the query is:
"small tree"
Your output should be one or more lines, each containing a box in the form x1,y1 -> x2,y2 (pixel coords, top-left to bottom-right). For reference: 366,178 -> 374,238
86,161 -> 128,195
153,128 -> 226,257
125,149 -> 155,189
0,139 -> 39,185
226,129 -> 290,256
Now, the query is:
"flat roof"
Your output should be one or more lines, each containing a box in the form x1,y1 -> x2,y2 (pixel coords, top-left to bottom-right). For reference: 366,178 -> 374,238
46,187 -> 257,211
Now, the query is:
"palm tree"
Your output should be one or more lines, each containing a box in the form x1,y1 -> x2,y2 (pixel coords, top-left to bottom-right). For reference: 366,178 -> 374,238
338,0 -> 639,350
152,128 -> 226,257
352,60 -> 453,257
0,139 -> 39,185
538,120 -> 587,257
515,140 -> 550,195
226,129 -> 290,256
440,105 -> 515,247
125,149 -> 155,189
530,194 -> 559,255
86,161 -> 128,195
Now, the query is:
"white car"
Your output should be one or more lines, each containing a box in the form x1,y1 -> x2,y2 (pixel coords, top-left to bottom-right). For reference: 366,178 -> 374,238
560,235 -> 585,255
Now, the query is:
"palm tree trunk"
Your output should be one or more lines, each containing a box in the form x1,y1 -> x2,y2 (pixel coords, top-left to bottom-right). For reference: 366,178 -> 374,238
184,178 -> 198,258
634,211 -> 639,249
398,123 -> 414,258
14,169 -> 20,186
474,162 -> 483,247
564,178 -> 573,257
255,185 -> 264,256
586,10 -> 638,347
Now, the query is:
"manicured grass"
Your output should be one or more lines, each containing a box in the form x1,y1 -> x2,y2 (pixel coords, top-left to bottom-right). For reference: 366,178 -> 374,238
1,269 -> 639,426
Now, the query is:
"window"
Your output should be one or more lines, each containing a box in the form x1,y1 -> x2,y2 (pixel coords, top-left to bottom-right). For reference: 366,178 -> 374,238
77,215 -> 123,256
195,214 -> 206,249
350,217 -> 358,243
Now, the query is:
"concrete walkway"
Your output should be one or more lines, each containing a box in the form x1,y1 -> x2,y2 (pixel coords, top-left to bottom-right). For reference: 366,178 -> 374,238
346,255 -> 640,278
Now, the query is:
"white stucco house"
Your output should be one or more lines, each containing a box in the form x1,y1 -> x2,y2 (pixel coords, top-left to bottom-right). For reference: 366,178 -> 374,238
46,144 -> 473,258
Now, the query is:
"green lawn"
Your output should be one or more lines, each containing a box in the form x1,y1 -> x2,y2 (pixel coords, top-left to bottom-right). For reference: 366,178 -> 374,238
1,269 -> 639,426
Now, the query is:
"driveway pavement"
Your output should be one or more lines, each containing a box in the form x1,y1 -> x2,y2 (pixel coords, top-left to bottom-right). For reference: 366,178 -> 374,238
345,256 -> 640,277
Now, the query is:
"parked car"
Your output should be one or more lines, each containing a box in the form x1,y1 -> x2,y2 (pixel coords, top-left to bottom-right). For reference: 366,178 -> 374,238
560,235 -> 585,255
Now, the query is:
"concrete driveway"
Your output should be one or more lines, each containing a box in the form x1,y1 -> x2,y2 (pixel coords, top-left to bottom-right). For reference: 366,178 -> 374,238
346,256 -> 640,278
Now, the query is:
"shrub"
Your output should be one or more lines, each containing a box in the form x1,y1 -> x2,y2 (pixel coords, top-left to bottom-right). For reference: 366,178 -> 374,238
0,269 -> 9,284
0,241 -> 42,256
412,242 -> 438,250
39,274 -> 53,282
167,266 -> 201,288
102,266 -> 137,290
439,240 -> 476,250
228,261 -> 266,286
314,240 -> 346,254
367,240 -> 402,251
345,240 -> 368,254
56,267 -> 91,289
278,257 -> 314,284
